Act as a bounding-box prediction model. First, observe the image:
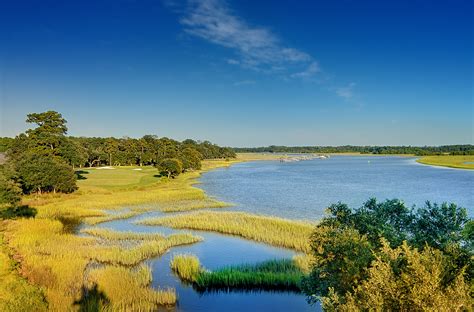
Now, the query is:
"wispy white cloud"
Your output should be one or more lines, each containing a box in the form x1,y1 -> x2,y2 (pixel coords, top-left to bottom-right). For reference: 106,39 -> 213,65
291,62 -> 321,78
233,80 -> 256,86
336,82 -> 356,99
226,58 -> 240,65
166,0 -> 359,101
179,0 -> 316,76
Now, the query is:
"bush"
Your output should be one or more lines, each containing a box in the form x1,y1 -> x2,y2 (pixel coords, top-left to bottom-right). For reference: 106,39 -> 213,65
16,154 -> 77,194
322,241 -> 471,311
303,198 -> 473,309
157,158 -> 183,178
0,171 -> 22,207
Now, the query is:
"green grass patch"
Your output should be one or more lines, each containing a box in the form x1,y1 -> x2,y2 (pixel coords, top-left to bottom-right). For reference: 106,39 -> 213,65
77,166 -> 162,190
170,254 -> 305,292
417,155 -> 474,169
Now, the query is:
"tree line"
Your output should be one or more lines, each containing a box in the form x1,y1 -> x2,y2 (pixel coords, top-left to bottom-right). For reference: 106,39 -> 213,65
0,111 -> 235,210
234,144 -> 474,155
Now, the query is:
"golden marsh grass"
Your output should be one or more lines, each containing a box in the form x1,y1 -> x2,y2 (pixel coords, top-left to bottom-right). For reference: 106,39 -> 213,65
2,159 -> 314,309
80,227 -> 165,240
170,254 -> 201,282
140,211 -> 314,253
87,265 -> 176,310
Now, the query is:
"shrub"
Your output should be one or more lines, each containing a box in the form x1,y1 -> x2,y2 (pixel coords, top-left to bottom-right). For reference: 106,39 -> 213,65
157,158 -> 183,178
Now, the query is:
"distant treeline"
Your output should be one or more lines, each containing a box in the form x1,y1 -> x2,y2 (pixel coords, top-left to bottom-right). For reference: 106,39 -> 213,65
1,133 -> 235,168
233,145 -> 474,155
0,111 -> 235,200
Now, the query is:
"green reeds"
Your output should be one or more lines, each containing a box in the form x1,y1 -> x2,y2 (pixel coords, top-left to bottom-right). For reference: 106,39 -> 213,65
170,255 -> 306,292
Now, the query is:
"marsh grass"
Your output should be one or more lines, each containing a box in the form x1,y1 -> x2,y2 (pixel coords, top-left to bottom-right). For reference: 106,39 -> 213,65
80,228 -> 165,241
417,155 -> 474,169
87,265 -> 176,310
170,254 -> 305,292
159,199 -> 232,212
92,233 -> 202,266
170,254 -> 201,282
140,211 -> 314,252
0,160 -> 272,309
0,231 -> 47,312
3,218 -> 200,308
83,210 -> 143,225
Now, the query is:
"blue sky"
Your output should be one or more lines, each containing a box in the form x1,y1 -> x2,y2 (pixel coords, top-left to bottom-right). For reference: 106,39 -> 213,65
1,0 -> 472,146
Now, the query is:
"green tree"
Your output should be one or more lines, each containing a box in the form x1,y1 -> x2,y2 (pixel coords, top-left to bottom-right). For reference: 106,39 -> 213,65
319,198 -> 469,252
25,111 -> 68,152
16,154 -> 77,194
303,226 -> 374,302
57,138 -> 87,168
0,171 -> 22,208
157,158 -> 183,178
104,138 -> 118,166
412,201 -> 469,250
304,198 -> 472,308
179,147 -> 202,171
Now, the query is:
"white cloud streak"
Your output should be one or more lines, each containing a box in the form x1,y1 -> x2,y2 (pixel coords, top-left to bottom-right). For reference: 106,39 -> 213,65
167,0 -> 359,101
336,82 -> 356,99
180,0 -> 315,76
291,62 -> 321,78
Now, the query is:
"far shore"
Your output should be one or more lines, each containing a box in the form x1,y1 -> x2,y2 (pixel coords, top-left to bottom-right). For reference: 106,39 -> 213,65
236,152 -> 474,170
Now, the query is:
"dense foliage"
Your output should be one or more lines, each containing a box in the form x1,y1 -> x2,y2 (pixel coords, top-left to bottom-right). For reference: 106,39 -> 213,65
15,154 -> 77,194
157,158 -> 183,178
234,144 -> 474,155
0,170 -> 22,208
1,111 -> 235,197
303,198 -> 473,310
4,111 -> 78,196
0,137 -> 14,153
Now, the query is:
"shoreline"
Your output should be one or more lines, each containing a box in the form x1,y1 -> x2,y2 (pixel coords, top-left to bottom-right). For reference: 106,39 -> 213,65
416,155 -> 474,170
238,152 -> 474,170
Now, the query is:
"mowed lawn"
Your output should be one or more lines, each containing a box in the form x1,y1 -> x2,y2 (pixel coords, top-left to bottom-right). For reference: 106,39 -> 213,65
77,166 -> 162,190
417,155 -> 474,170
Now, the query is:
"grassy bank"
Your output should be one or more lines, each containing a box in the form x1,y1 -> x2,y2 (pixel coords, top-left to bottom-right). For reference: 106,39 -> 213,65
1,159 -> 238,310
0,232 -> 47,312
417,155 -> 474,169
86,265 -> 176,310
139,211 -> 315,253
170,255 -> 306,292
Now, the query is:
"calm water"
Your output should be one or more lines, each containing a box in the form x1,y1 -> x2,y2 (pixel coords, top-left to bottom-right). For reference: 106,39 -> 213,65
88,212 -> 315,312
199,156 -> 474,220
85,156 -> 472,311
